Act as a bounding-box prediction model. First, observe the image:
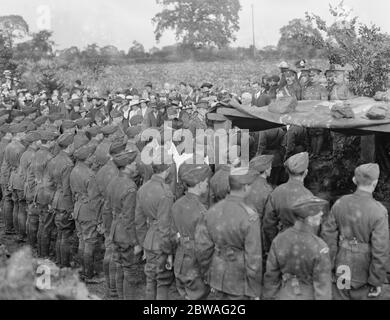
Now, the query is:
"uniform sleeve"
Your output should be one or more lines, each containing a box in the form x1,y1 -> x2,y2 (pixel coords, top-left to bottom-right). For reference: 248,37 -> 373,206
263,241 -> 282,299
62,165 -> 73,213
157,190 -> 175,254
262,194 -> 279,253
244,216 -> 263,298
135,191 -> 148,248
285,129 -> 295,159
87,176 -> 104,222
320,204 -> 340,267
368,211 -> 390,287
313,246 -> 332,300
121,187 -> 139,247
194,214 -> 215,277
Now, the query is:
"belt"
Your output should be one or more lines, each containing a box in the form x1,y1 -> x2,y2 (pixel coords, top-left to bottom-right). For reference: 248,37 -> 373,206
214,245 -> 243,261
339,238 -> 370,253
282,273 -> 312,295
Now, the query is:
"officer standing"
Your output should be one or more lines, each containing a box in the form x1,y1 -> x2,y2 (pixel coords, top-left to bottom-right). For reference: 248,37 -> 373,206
47,132 -> 75,267
171,164 -> 212,300
135,147 -> 175,300
256,128 -> 286,186
107,150 -> 142,299
245,155 -> 274,219
195,167 -> 262,300
321,163 -> 390,300
263,196 -> 332,300
263,152 -> 313,253
32,130 -> 59,258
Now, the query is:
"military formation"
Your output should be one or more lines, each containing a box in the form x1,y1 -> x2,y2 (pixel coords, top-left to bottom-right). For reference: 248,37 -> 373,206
0,59 -> 389,300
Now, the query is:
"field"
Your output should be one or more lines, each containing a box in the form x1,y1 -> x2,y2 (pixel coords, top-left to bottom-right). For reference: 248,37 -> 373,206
47,59 -> 329,94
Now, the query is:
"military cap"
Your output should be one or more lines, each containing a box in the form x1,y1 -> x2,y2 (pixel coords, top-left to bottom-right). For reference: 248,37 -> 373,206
101,125 -> 118,136
166,107 -> 178,117
170,100 -> 180,107
129,115 -> 143,126
285,152 -> 309,174
292,196 -> 329,219
48,112 -> 64,122
109,136 -> 128,155
85,126 -> 101,138
201,82 -> 213,89
278,61 -> 289,69
61,119 -> 76,130
0,109 -> 9,117
285,69 -> 297,77
145,82 -> 153,88
180,164 -> 212,188
126,126 -> 142,139
13,115 -> 25,123
75,117 -> 93,128
21,131 -> 41,144
309,67 -> 322,74
0,124 -> 10,133
57,132 -> 74,148
354,163 -> 380,185
295,59 -> 306,68
113,150 -> 138,168
10,109 -> 24,118
249,155 -> 274,173
196,100 -> 209,109
34,115 -> 48,127
0,115 -> 8,125
21,107 -> 38,116
73,132 -> 90,150
73,143 -> 97,161
325,65 -> 344,75
229,167 -> 259,186
21,120 -> 37,132
9,123 -> 26,133
38,130 -> 59,141
3,70 -> 11,75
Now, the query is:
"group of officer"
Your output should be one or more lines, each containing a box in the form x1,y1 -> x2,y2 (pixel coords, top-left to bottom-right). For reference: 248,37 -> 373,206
0,63 -> 389,301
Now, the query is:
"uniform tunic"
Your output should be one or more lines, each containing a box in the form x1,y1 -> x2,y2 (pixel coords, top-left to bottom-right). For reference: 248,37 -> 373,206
263,221 -> 332,300
171,192 -> 209,300
321,190 -> 389,292
195,194 -> 262,299
263,179 -> 313,252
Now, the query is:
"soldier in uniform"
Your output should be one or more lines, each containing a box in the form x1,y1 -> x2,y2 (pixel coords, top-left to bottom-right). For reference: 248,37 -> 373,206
321,163 -> 390,300
263,196 -> 332,300
106,150 -> 140,300
32,130 -> 59,258
302,68 -> 329,156
95,138 -> 127,296
276,69 -> 302,100
12,128 -> 40,243
188,100 -> 209,136
1,123 -> 27,235
245,155 -> 274,219
256,127 -> 286,186
135,147 -> 176,300
71,142 -> 104,282
195,167 -> 262,300
263,152 -> 313,253
171,164 -> 212,300
48,132 -> 75,267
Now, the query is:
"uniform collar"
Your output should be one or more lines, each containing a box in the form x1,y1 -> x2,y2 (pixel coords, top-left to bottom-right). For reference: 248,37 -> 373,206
185,191 -> 201,201
293,220 -> 316,234
226,194 -> 245,202
354,189 -> 373,198
151,174 -> 165,184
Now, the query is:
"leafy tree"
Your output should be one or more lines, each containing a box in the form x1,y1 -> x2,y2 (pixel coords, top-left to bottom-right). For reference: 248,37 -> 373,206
0,15 -> 29,48
0,34 -> 14,73
277,18 -> 324,59
79,43 -> 107,77
14,30 -> 55,61
128,41 -> 146,59
304,1 -> 390,96
152,0 -> 241,49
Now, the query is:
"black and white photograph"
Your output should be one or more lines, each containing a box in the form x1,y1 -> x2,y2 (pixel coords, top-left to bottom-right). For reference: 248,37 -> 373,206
0,0 -> 390,304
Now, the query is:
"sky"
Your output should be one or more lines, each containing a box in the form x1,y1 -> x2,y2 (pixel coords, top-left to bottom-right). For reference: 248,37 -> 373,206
2,0 -> 390,51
